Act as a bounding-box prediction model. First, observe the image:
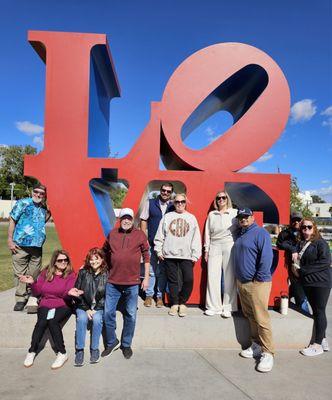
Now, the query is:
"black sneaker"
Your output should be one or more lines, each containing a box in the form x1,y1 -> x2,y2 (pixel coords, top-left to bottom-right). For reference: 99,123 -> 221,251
13,302 -> 26,311
101,339 -> 120,357
122,347 -> 133,359
90,349 -> 100,364
74,350 -> 84,367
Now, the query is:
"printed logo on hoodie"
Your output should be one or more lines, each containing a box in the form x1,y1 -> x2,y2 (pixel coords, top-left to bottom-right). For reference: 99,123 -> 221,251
169,218 -> 190,237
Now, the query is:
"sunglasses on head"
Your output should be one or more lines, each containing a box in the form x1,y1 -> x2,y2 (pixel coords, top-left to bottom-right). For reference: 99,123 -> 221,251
161,188 -> 172,194
216,196 -> 227,201
175,200 -> 186,205
301,225 -> 313,230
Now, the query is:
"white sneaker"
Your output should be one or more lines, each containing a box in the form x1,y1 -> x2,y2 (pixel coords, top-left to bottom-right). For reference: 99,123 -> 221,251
300,344 -> 324,357
221,310 -> 232,318
51,352 -> 68,369
24,352 -> 36,367
240,342 -> 262,358
168,305 -> 179,316
322,338 -> 330,352
257,352 -> 274,372
178,304 -> 187,317
204,309 -> 216,316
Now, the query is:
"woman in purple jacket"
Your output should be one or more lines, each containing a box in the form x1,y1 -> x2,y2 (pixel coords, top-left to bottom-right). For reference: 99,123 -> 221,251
19,249 -> 77,369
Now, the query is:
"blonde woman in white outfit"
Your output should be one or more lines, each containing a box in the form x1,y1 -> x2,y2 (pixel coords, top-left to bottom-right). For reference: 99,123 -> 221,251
204,191 -> 238,318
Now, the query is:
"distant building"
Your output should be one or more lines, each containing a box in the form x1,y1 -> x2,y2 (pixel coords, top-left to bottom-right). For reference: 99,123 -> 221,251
309,203 -> 332,218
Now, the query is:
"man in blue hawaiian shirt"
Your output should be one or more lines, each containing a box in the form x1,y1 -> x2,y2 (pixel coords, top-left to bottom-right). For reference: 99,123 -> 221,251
7,183 -> 50,311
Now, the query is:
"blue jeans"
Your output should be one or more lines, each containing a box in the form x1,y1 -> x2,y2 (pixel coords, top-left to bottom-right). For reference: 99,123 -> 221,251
75,308 -> 103,350
145,249 -> 167,298
104,283 -> 139,348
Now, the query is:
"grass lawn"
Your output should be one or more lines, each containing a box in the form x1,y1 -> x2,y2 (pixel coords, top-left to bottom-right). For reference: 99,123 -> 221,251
0,224 -> 61,292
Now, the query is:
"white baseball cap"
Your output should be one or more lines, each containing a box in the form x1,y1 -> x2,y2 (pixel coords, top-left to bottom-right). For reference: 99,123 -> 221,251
119,208 -> 134,219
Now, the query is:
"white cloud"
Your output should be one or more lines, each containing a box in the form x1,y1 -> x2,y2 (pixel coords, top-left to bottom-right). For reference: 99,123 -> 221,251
257,152 -> 273,162
321,106 -> 332,116
321,180 -> 330,184
321,106 -> 332,131
33,136 -> 44,149
309,186 -> 332,203
205,126 -> 221,143
239,165 -> 257,173
15,121 -> 44,135
290,99 -> 317,124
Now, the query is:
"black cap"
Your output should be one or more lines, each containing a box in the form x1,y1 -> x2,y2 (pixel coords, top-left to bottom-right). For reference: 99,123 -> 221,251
236,207 -> 253,218
290,211 -> 302,220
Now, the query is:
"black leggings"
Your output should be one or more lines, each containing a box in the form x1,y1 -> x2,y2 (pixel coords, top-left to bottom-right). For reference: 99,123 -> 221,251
303,286 -> 331,344
165,259 -> 194,305
29,307 -> 72,354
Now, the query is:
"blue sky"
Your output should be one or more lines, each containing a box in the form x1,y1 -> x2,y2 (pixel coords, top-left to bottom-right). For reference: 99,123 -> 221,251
0,0 -> 331,200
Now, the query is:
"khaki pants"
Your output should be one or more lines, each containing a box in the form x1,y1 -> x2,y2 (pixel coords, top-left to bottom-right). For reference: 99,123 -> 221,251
206,242 -> 237,313
237,280 -> 275,355
12,246 -> 42,302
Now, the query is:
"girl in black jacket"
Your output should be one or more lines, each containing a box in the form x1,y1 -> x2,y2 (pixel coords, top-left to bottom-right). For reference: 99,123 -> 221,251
69,248 -> 108,366
295,219 -> 331,357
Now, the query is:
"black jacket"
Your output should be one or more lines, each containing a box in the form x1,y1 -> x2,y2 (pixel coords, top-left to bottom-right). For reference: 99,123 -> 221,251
276,227 -> 298,255
74,268 -> 108,310
298,238 -> 332,288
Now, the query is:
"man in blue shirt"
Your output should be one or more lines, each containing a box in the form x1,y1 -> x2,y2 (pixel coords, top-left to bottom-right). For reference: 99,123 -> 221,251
234,207 -> 275,373
7,184 -> 50,311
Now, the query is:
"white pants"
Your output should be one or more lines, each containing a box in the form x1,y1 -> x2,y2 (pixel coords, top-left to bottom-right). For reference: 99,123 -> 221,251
205,241 -> 238,313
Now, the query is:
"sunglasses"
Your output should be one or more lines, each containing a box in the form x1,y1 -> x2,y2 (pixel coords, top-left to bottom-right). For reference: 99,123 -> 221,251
175,200 -> 186,205
301,225 -> 313,230
216,196 -> 227,201
33,189 -> 45,196
56,258 -> 69,263
161,189 -> 172,194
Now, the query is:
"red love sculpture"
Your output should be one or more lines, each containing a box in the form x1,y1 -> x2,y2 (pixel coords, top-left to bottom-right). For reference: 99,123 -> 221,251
25,31 -> 290,305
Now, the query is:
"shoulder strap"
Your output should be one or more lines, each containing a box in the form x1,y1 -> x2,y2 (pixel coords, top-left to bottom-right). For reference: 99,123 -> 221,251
299,241 -> 311,259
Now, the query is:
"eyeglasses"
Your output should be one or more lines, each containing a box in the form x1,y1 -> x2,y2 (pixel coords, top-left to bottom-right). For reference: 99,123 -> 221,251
161,188 -> 172,194
301,225 -> 313,230
216,196 -> 227,201
33,189 -> 45,196
56,258 -> 69,263
174,200 -> 186,205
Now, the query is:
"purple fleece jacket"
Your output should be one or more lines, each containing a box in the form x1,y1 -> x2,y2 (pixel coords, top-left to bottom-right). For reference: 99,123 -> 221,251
31,270 -> 76,309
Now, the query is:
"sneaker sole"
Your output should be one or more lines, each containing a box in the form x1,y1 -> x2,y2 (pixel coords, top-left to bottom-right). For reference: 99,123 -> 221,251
51,358 -> 68,370
90,358 -> 100,364
300,350 -> 324,357
239,352 -> 254,358
101,342 -> 120,357
24,363 -> 34,368
178,314 -> 186,317
257,366 -> 273,373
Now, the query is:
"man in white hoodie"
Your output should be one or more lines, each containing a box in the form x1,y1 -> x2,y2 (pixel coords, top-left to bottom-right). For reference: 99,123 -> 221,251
154,193 -> 201,317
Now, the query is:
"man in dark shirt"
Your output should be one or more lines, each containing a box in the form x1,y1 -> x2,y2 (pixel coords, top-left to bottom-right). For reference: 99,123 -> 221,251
102,208 -> 150,359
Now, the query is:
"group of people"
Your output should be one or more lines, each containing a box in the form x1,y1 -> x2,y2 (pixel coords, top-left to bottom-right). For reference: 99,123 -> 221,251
7,182 -> 331,373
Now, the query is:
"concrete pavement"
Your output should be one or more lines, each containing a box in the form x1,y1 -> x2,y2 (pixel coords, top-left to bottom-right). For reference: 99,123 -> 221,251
0,347 -> 331,400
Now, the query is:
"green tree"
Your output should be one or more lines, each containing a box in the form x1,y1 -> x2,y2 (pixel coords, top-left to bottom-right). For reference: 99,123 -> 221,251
311,195 -> 326,203
0,145 -> 38,199
109,187 -> 127,208
290,177 -> 313,218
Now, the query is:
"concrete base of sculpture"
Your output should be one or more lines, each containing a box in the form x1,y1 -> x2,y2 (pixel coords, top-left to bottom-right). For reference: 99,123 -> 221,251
0,289 -> 312,350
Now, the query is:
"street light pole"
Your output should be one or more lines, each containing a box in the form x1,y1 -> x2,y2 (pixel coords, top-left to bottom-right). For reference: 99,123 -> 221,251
9,182 -> 15,210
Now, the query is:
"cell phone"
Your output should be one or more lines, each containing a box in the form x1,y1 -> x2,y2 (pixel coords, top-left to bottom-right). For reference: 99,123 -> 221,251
47,308 -> 56,320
